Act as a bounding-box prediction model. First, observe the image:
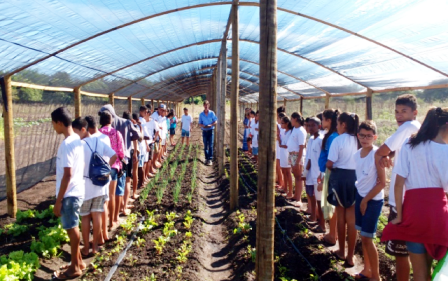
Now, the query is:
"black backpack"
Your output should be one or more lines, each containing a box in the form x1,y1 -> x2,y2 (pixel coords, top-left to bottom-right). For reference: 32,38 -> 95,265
84,138 -> 111,186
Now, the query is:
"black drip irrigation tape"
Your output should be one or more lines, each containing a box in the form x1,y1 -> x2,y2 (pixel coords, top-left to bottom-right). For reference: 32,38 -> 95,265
104,218 -> 144,281
232,155 -> 323,281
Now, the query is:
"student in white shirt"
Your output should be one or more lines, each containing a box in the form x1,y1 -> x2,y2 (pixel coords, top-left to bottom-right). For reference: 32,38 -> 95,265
251,111 -> 260,163
275,110 -> 287,190
326,112 -> 360,267
72,117 -> 117,257
85,115 -> 113,244
279,116 -> 294,199
375,94 -> 421,281
354,121 -> 386,281
144,104 -> 159,174
304,117 -> 324,232
382,107 -> 448,281
247,111 -> 256,155
51,107 -> 85,280
181,108 -> 193,145
288,112 -> 307,204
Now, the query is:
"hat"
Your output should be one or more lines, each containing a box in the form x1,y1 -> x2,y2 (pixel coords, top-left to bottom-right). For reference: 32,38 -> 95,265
160,104 -> 167,110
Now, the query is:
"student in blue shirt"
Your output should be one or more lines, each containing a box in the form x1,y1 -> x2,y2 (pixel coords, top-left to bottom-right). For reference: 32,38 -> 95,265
198,100 -> 218,165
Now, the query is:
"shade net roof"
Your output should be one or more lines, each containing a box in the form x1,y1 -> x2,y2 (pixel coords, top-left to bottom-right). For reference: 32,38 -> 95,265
1,0 -> 448,102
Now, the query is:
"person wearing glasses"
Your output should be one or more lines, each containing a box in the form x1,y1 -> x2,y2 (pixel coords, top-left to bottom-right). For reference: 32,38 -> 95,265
198,100 -> 218,166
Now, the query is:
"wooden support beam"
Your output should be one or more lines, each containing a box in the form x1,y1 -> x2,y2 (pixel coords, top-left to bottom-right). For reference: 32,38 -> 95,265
366,89 -> 373,120
151,99 -> 154,110
256,0 -> 277,279
128,97 -> 132,112
325,94 -> 330,109
109,93 -> 115,107
74,87 -> 81,118
300,97 -> 303,115
218,47 -> 227,176
230,0 -> 239,211
1,76 -> 17,218
141,98 -> 145,106
283,98 -> 286,108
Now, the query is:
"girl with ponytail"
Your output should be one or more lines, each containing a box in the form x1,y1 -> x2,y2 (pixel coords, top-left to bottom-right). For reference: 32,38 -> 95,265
382,107 -> 448,281
317,108 -> 340,246
278,116 -> 294,198
326,111 -> 360,267
288,112 -> 307,205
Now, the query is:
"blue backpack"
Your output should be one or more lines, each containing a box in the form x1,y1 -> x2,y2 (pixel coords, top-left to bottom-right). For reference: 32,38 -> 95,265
84,138 -> 111,186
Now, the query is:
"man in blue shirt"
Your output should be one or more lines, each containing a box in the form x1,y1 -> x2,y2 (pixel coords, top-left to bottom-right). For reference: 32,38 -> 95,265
198,100 -> 218,165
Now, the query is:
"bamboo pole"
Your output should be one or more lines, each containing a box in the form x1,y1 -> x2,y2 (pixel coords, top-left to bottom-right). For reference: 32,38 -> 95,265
218,47 -> 227,175
300,97 -> 303,114
230,0 -> 239,211
74,87 -> 81,118
128,97 -> 132,112
141,98 -> 145,106
256,0 -> 277,279
283,98 -> 286,108
325,94 -> 330,109
366,89 -> 373,120
1,76 -> 17,218
109,93 -> 115,107
151,99 -> 154,110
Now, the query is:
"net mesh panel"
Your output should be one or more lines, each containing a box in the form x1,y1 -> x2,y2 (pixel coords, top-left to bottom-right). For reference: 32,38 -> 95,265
0,90 -> 74,199
114,100 -> 129,118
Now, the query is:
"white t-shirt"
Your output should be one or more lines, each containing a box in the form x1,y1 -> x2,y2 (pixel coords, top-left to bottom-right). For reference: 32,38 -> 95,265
355,146 -> 384,200
144,118 -> 158,141
306,134 -> 323,185
251,121 -> 259,147
281,129 -> 292,146
394,140 -> 448,193
384,120 -> 421,206
181,114 -> 193,131
56,134 -> 85,199
159,116 -> 167,140
82,137 -> 116,201
327,133 -> 358,170
287,126 -> 306,153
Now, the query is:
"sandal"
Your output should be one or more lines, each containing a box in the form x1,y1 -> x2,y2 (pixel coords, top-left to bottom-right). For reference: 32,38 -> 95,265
320,235 -> 337,246
343,260 -> 355,268
311,225 -> 326,233
331,250 -> 345,261
352,273 -> 370,280
52,271 -> 82,280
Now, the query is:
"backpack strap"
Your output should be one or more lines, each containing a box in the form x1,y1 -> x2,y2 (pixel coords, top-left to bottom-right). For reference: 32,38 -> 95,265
84,139 -> 94,153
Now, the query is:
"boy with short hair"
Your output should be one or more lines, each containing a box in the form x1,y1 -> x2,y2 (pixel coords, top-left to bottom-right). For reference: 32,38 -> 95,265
51,107 -> 85,280
305,117 -> 324,231
144,104 -> 159,175
354,121 -> 385,281
181,108 -> 193,145
375,94 -> 421,281
72,117 -> 117,257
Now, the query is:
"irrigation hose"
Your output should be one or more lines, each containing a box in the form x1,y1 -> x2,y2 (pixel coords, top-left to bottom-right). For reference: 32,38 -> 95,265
234,158 -> 322,281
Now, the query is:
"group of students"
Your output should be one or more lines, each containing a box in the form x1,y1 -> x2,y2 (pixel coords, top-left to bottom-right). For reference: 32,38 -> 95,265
243,94 -> 448,281
48,103 -> 194,280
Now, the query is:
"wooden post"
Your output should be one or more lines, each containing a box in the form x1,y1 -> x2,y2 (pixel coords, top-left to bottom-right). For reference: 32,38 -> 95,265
300,97 -> 303,114
218,47 -> 227,175
256,0 -> 277,279
366,89 -> 373,120
128,97 -> 132,112
215,61 -> 221,153
109,93 -> 115,107
283,98 -> 286,108
141,98 -> 145,106
1,75 -> 17,218
230,0 -> 239,211
325,94 -> 330,109
74,87 -> 81,118
151,99 -> 154,110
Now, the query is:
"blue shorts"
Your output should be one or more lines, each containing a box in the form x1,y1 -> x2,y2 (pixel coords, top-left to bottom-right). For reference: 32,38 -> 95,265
116,170 -> 126,196
60,197 -> 82,230
170,128 -> 176,135
305,185 -> 315,197
110,168 -> 118,181
252,147 -> 259,155
355,191 -> 384,238
138,154 -> 145,168
182,129 -> 190,137
406,241 -> 427,254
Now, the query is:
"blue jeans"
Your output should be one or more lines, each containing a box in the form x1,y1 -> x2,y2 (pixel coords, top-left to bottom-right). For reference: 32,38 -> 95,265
60,197 -> 82,230
202,130 -> 214,160
355,191 -> 384,238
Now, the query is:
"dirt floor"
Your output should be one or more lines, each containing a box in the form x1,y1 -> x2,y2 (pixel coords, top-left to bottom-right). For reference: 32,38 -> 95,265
0,121 -> 399,281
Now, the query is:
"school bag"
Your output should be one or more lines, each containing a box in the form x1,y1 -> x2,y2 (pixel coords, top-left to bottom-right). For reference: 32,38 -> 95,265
84,138 -> 111,186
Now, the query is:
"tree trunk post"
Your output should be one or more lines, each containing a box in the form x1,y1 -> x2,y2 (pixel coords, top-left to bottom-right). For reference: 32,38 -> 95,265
109,93 -> 115,107
230,0 -> 239,211
283,98 -> 286,108
300,97 -> 303,114
1,75 -> 17,218
218,47 -> 227,175
128,97 -> 132,112
366,89 -> 373,120
325,93 -> 330,109
151,99 -> 154,110
74,87 -> 81,118
141,98 -> 145,106
215,59 -> 222,153
256,0 -> 277,279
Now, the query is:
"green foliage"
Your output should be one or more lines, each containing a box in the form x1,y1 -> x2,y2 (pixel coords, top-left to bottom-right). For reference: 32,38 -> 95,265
3,223 -> 28,237
0,251 -> 40,281
30,224 -> 69,258
15,87 -> 43,102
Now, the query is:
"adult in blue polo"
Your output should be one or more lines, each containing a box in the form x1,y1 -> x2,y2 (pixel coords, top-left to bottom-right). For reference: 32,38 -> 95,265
198,100 -> 218,166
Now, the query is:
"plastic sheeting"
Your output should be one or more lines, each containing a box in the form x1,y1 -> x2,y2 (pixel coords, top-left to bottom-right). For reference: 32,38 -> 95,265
1,0 -> 448,101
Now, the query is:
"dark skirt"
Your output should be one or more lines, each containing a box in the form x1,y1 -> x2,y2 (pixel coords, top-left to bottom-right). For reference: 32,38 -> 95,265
242,129 -> 248,151
327,168 -> 356,208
